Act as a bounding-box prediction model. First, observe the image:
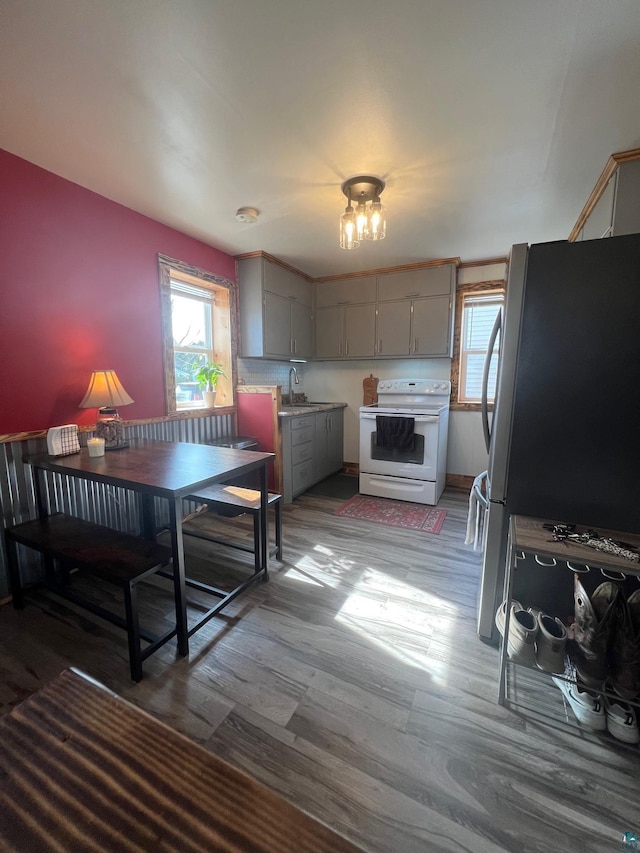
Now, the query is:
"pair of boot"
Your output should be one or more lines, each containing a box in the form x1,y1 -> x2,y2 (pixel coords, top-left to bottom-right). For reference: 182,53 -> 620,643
569,576 -> 640,700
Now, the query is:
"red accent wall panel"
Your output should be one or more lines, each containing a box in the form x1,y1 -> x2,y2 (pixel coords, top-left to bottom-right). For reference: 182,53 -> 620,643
237,393 -> 276,491
0,148 -> 236,434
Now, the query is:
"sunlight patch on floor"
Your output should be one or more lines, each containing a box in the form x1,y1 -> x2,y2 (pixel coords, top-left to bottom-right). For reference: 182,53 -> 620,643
335,567 -> 458,684
283,544 -> 357,588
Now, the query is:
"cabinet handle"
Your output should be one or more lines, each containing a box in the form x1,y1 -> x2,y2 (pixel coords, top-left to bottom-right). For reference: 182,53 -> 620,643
293,339 -> 297,354
345,341 -> 349,356
405,292 -> 420,297
414,337 -> 418,353
337,300 -> 351,305
289,295 -> 298,301
378,339 -> 383,354
338,341 -> 343,356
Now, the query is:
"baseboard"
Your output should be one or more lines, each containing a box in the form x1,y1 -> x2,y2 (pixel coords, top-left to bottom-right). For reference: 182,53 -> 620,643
446,473 -> 474,491
342,462 -> 359,477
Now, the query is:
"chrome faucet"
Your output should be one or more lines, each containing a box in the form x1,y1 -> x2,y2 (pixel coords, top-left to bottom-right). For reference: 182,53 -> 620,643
288,365 -> 300,404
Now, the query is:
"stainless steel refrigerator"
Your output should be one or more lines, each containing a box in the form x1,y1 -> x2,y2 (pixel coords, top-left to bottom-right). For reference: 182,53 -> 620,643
477,233 -> 640,641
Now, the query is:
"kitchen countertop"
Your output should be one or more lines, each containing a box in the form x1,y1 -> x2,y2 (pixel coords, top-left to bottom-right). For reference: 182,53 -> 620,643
278,402 -> 347,417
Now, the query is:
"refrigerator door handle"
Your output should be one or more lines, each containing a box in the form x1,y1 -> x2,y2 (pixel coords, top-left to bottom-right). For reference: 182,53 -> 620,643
481,308 -> 502,453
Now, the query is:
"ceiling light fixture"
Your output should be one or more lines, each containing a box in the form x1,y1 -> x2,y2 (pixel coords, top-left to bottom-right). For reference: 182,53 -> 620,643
339,176 -> 386,250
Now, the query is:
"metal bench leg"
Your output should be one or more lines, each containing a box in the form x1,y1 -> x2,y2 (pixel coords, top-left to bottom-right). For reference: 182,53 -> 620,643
5,536 -> 24,609
124,582 -> 143,683
274,499 -> 283,561
252,509 -> 262,576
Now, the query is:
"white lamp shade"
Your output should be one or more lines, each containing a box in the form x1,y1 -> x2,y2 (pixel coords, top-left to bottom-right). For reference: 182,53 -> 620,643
79,370 -> 134,408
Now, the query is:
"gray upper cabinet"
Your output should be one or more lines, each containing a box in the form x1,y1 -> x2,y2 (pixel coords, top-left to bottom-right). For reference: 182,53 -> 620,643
376,300 -> 411,356
314,277 -> 377,359
377,265 -> 453,302
577,160 -> 640,242
375,264 -> 455,358
315,275 -> 377,308
411,296 -> 452,356
239,256 -> 313,360
315,304 -> 377,359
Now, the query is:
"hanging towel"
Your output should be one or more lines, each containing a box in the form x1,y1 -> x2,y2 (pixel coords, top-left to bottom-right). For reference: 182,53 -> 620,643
465,471 -> 488,550
376,416 -> 415,450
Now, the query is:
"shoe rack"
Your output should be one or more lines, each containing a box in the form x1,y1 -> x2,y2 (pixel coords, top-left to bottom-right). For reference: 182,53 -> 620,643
499,514 -> 640,734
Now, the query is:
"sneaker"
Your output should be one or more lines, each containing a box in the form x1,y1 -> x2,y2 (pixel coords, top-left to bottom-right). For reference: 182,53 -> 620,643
604,688 -> 640,744
528,607 -> 567,673
552,658 -> 606,731
495,599 -> 537,666
568,577 -> 618,689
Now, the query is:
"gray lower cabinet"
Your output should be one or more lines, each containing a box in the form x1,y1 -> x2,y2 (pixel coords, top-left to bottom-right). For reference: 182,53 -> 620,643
281,408 -> 344,502
314,408 -> 344,482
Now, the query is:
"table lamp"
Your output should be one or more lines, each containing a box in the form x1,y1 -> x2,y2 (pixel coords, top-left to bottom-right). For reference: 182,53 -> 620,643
79,370 -> 134,450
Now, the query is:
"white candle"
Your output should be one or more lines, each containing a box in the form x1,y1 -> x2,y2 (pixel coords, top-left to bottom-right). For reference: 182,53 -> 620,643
87,437 -> 105,457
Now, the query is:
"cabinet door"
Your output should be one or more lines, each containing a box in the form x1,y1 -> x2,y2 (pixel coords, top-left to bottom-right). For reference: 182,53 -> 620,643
376,301 -> 411,356
377,265 -> 453,301
313,409 -> 343,481
315,306 -> 344,358
315,276 -> 377,308
264,260 -> 312,305
291,301 -> 313,359
264,291 -> 292,357
344,304 -> 376,358
326,409 -> 344,474
411,296 -> 453,356
313,413 -> 329,482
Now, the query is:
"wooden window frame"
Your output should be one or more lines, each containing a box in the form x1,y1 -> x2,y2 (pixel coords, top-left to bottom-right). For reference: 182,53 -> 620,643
158,254 -> 238,415
450,279 -> 504,412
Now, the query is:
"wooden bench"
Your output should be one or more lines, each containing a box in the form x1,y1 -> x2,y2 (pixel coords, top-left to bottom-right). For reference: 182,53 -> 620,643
4,512 -> 175,682
183,484 -> 282,577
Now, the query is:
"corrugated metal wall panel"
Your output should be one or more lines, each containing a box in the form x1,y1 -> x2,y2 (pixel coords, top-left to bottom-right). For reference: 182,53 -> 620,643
0,414 -> 235,598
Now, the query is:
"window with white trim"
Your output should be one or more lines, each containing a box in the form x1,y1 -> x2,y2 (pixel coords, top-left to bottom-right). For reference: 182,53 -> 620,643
158,255 -> 235,413
458,291 -> 503,403
170,278 -> 215,409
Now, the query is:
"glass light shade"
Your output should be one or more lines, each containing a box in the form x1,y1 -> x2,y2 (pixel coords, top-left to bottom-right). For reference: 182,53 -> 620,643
355,201 -> 368,242
339,206 -> 360,250
365,201 -> 386,241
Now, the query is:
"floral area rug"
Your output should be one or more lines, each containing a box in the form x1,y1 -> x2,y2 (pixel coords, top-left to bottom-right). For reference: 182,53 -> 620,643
334,494 -> 447,533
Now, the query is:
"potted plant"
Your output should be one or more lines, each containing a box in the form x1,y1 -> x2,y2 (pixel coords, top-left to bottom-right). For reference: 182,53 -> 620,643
194,361 -> 226,408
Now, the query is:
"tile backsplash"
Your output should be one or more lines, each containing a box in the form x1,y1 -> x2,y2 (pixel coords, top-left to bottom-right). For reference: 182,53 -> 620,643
237,358 -> 305,393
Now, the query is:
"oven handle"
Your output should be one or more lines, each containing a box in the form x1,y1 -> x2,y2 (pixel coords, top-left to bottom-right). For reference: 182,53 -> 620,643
360,413 -> 439,423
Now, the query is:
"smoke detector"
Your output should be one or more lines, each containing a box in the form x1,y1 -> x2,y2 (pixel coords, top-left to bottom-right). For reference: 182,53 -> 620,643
235,207 -> 259,224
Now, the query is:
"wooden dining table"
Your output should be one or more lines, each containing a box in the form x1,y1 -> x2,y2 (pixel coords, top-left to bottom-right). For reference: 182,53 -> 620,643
25,439 -> 275,656
0,668 -> 364,852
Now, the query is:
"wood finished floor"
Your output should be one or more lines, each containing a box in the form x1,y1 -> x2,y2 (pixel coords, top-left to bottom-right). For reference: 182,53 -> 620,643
1,487 -> 638,853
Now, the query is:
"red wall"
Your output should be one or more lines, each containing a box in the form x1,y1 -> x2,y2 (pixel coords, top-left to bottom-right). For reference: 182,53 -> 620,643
0,148 -> 236,434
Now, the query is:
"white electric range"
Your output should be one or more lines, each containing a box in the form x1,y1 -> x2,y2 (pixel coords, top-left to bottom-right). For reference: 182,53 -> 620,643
359,378 -> 451,505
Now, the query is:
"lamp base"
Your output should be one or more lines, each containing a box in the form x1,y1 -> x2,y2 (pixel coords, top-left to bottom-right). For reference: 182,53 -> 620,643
95,408 -> 128,450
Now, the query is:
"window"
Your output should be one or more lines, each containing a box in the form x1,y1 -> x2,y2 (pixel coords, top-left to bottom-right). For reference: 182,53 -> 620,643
451,280 -> 504,408
459,292 -> 502,402
158,255 -> 236,414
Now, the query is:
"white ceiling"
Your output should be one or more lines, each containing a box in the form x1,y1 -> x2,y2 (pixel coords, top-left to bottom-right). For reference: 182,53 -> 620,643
2,1 -> 640,278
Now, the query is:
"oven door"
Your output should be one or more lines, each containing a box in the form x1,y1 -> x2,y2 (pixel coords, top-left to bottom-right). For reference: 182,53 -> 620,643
359,412 -> 440,481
